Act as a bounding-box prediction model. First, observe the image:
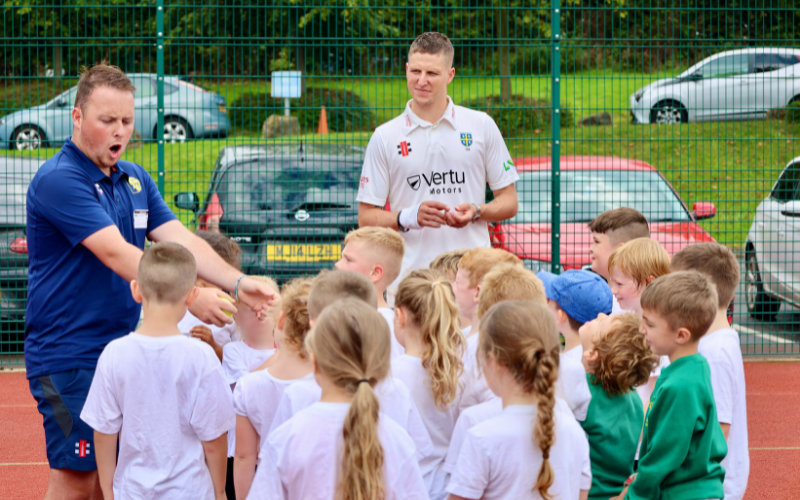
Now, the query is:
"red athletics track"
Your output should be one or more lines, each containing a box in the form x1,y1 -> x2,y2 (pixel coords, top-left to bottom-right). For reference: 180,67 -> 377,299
2,362 -> 799,499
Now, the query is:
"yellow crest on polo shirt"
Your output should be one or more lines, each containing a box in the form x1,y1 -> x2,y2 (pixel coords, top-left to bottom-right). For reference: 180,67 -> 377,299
127,177 -> 142,194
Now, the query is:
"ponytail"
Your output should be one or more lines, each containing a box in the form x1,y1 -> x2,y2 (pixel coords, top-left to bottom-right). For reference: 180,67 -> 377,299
340,381 -> 384,500
396,269 -> 466,410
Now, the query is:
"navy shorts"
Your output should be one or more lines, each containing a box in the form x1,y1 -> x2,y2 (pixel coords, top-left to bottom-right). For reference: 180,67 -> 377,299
29,369 -> 97,471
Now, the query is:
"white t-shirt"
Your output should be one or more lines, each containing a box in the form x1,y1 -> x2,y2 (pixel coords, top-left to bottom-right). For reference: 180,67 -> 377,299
357,98 -> 519,289
233,369 -> 315,451
178,310 -> 239,347
269,378 -> 434,468
392,354 -> 463,500
446,403 -> 592,500
459,333 -> 495,412
81,333 -> 235,500
557,346 -> 591,421
699,328 -> 749,500
444,398 -> 503,473
610,295 -> 627,315
635,355 -> 671,406
247,402 -> 428,500
378,307 -> 405,359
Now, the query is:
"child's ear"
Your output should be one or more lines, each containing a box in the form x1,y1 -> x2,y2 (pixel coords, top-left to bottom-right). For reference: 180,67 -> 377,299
130,280 -> 143,304
584,349 -> 600,364
309,352 -> 319,374
396,307 -> 407,328
473,284 -> 481,304
277,310 -> 287,331
675,327 -> 693,345
646,275 -> 656,286
371,264 -> 384,285
185,286 -> 200,308
556,307 -> 567,325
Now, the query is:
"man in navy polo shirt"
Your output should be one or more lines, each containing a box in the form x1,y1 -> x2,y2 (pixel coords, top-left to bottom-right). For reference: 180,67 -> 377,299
25,64 -> 277,499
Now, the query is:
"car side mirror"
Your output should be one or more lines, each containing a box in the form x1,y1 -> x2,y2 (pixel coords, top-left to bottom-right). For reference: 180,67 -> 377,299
174,192 -> 199,212
688,72 -> 702,81
781,200 -> 800,217
692,201 -> 716,220
54,97 -> 65,108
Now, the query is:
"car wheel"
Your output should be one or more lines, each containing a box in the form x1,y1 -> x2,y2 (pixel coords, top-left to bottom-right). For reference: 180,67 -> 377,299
650,100 -> 688,125
160,118 -> 194,144
745,249 -> 780,322
12,125 -> 46,150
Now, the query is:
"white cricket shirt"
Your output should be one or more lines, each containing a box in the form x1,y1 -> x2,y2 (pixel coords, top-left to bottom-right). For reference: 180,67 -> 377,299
178,311 -> 239,348
357,97 -> 519,286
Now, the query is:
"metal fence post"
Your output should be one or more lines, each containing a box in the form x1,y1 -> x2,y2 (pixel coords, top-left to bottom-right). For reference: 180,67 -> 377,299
156,0 -> 165,196
551,0 -> 561,274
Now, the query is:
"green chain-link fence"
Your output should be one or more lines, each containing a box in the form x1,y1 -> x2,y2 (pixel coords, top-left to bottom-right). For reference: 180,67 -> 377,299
1,0 -> 798,365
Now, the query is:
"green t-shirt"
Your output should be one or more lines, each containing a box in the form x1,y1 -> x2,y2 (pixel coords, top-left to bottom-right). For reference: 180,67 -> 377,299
580,374 -> 643,500
626,353 -> 727,500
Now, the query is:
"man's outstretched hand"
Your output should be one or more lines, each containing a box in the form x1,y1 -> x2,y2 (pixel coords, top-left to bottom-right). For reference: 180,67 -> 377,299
235,277 -> 279,320
189,288 -> 237,327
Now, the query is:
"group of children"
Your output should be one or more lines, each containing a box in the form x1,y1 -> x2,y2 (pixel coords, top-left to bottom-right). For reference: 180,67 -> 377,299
80,207 -> 749,500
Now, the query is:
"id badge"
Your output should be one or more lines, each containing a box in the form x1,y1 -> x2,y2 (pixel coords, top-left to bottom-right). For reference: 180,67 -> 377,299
134,209 -> 149,229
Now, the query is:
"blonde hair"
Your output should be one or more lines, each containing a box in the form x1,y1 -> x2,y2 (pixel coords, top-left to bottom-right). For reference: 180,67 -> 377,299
458,248 -> 522,288
395,269 -> 466,410
607,238 -> 670,287
640,271 -> 718,341
306,299 -> 391,500
589,313 -> 659,395
137,242 -> 197,304
476,263 -> 546,319
344,227 -> 405,286
429,249 -> 468,282
279,278 -> 313,358
670,243 -> 740,308
308,270 -> 378,319
478,301 -> 560,499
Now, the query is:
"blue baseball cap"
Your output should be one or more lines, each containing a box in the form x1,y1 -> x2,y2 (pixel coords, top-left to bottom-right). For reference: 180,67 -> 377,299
536,270 -> 613,324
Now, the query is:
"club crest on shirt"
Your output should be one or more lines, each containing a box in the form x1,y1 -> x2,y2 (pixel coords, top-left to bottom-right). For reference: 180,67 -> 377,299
407,175 -> 421,191
460,133 -> 473,149
127,177 -> 142,194
397,141 -> 411,157
94,183 -> 104,195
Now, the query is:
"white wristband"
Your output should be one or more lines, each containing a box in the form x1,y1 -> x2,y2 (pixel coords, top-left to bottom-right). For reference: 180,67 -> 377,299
399,203 -> 423,230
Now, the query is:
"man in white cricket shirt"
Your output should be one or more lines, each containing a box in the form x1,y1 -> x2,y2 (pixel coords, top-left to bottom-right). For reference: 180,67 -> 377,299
357,32 -> 519,293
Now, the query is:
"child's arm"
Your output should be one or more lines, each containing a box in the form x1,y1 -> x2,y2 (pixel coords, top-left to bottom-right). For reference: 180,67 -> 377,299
202,433 -> 228,500
233,415 -> 260,500
94,430 -> 119,500
578,490 -> 589,500
191,325 -> 223,362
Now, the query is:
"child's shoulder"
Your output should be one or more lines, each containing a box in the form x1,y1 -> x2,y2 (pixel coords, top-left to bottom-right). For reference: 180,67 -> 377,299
699,328 -> 743,362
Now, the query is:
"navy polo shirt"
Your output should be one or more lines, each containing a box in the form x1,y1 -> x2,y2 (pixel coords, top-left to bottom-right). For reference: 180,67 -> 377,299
25,137 -> 176,378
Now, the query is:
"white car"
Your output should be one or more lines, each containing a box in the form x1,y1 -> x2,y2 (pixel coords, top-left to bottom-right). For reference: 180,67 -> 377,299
630,48 -> 800,124
745,156 -> 800,321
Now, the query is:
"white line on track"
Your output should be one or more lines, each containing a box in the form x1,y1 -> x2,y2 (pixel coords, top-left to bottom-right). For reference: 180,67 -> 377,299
733,323 -> 798,344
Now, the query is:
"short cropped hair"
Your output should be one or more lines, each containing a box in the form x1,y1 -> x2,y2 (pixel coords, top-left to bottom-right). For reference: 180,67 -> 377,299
477,263 -> 546,319
430,249 -> 469,282
670,243 -> 740,309
608,238 -> 670,287
75,64 -> 136,112
589,313 -> 659,395
458,248 -> 522,289
196,230 -> 242,271
640,271 -> 718,341
137,242 -> 197,304
409,32 -> 455,68
308,270 -> 378,319
588,208 -> 650,246
344,227 -> 405,285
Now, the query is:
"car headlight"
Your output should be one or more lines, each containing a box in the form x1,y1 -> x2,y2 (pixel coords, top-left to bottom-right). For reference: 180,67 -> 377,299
634,91 -> 643,102
523,259 -> 552,273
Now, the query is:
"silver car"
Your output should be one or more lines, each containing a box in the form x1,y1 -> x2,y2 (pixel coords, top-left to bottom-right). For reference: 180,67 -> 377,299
745,156 -> 800,321
0,74 -> 230,150
630,48 -> 800,124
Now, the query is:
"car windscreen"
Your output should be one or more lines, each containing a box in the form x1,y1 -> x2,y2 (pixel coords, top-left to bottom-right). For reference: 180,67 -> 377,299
509,169 -> 692,224
218,160 -> 360,213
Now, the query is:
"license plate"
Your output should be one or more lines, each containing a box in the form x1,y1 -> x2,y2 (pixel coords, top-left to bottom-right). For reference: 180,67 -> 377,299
266,244 -> 341,263
218,105 -> 227,113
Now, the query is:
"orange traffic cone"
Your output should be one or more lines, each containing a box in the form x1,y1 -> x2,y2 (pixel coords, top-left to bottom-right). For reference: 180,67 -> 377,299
317,106 -> 329,135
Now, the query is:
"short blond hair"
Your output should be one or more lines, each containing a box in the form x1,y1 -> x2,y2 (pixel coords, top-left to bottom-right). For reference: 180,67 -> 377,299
670,243 -> 740,308
429,249 -> 468,282
459,248 -> 522,288
640,271 -> 718,341
607,238 -> 670,287
137,242 -> 197,304
308,270 -> 378,319
75,64 -> 136,112
477,263 -> 546,319
344,227 -> 405,286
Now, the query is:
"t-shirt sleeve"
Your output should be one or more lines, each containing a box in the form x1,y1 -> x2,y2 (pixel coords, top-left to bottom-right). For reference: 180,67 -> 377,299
80,347 -> 123,434
246,442 -> 286,500
31,169 -> 115,247
446,430 -> 490,499
356,131 -> 391,207
578,424 -> 593,490
404,398 -> 434,464
706,357 -> 736,425
561,370 -> 592,422
268,391 -> 294,436
458,365 -> 493,412
482,113 -> 519,191
222,344 -> 246,385
233,378 -> 248,417
388,454 -> 430,500
444,411 -> 472,474
191,359 -> 236,442
140,168 -> 177,232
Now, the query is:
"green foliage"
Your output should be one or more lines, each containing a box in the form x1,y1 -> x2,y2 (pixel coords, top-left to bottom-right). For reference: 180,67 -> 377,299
459,94 -> 574,137
228,87 -> 376,134
786,100 -> 800,124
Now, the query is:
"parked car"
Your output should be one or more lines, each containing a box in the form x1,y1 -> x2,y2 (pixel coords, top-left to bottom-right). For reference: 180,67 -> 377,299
175,145 -> 364,282
491,156 -> 717,272
630,48 -> 800,124
0,74 -> 230,150
745,156 -> 800,321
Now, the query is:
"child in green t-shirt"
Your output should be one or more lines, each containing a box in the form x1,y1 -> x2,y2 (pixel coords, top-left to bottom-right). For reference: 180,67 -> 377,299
617,271 -> 728,500
578,312 -> 659,500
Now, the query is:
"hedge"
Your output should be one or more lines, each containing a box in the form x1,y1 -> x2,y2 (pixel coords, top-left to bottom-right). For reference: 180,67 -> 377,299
459,94 -> 574,138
